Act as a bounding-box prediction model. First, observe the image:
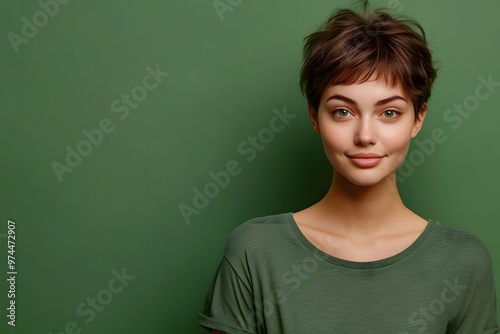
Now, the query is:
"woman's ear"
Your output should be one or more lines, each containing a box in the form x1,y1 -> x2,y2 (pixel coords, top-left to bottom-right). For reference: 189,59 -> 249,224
411,103 -> 427,138
308,105 -> 320,133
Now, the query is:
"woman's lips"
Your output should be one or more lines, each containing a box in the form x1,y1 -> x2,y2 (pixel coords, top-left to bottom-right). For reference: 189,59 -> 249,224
347,155 -> 384,168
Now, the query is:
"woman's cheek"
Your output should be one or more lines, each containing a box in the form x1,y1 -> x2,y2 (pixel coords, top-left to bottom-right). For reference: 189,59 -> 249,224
321,128 -> 346,153
383,131 -> 411,162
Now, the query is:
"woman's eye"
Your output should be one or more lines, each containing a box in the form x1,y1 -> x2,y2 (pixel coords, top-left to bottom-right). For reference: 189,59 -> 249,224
332,108 -> 351,117
382,109 -> 399,118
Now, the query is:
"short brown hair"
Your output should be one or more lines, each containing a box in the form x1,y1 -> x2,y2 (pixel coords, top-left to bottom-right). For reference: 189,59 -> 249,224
299,1 -> 439,117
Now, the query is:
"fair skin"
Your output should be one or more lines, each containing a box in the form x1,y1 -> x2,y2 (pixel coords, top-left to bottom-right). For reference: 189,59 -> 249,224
211,74 -> 428,333
293,73 -> 428,262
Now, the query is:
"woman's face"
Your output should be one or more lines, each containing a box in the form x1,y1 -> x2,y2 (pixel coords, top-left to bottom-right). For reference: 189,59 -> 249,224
310,75 -> 426,187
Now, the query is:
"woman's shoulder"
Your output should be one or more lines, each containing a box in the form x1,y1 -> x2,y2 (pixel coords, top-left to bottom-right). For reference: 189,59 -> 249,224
432,220 -> 491,250
430,219 -> 494,270
226,211 -> 291,242
223,212 -> 292,258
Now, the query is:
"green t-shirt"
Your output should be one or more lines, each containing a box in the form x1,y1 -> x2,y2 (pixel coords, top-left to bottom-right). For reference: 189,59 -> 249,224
197,212 -> 498,333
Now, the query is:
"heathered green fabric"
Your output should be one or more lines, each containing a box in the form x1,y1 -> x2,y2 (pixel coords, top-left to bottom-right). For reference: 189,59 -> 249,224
197,212 -> 498,334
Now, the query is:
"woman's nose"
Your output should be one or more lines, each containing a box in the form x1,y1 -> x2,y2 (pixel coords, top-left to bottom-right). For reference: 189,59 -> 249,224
354,119 -> 376,146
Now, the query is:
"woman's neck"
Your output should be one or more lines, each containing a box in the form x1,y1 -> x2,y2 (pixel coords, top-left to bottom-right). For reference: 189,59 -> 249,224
312,170 -> 411,238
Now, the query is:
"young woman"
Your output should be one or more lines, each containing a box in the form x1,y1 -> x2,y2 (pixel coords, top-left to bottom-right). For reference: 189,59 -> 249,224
197,2 -> 499,333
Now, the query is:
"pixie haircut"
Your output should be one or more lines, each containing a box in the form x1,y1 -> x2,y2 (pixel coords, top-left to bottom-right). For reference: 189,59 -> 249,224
299,1 -> 439,117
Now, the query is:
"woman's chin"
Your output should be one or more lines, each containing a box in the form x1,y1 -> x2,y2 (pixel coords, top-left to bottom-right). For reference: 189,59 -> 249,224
334,170 -> 397,188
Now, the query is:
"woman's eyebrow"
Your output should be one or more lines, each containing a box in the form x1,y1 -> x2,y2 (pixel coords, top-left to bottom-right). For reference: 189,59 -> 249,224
326,94 -> 407,106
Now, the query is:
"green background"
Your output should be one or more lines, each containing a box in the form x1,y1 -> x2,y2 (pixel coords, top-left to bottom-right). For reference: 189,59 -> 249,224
1,0 -> 499,332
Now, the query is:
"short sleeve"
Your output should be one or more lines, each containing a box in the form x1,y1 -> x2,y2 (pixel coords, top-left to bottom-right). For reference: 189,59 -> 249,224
451,243 -> 499,333
196,256 -> 259,334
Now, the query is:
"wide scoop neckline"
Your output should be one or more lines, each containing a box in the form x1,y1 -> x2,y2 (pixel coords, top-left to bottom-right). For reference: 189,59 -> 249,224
286,211 -> 436,269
